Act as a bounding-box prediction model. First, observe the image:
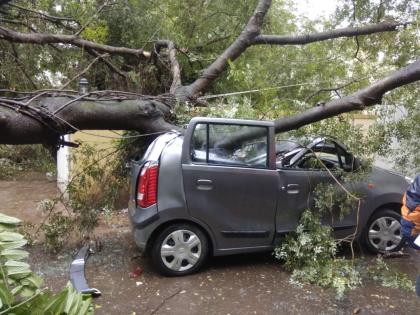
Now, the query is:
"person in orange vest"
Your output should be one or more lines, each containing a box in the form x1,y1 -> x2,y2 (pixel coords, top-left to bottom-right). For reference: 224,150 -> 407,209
401,174 -> 420,296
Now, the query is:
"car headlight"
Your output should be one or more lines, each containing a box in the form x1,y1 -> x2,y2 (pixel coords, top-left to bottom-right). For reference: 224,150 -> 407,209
405,176 -> 414,183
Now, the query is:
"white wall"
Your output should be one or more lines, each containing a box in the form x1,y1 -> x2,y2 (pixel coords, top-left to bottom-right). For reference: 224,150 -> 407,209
56,134 -> 70,194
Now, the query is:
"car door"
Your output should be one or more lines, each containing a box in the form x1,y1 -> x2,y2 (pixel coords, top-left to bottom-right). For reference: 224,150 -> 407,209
275,139 -> 357,235
182,121 -> 279,252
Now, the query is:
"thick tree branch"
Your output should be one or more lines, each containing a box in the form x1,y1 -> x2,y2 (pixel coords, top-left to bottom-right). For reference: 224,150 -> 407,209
0,26 -> 151,60
186,0 -> 407,98
251,22 -> 406,45
274,60 -> 420,133
0,0 -> 417,149
214,61 -> 420,150
187,0 -> 272,97
0,95 -> 177,145
155,40 -> 182,94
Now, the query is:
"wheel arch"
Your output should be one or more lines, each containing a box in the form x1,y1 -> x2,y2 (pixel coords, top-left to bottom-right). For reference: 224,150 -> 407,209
145,219 -> 215,255
369,203 -> 402,220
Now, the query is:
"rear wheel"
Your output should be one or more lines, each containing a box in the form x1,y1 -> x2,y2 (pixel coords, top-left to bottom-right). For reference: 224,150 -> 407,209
364,209 -> 403,253
151,223 -> 208,276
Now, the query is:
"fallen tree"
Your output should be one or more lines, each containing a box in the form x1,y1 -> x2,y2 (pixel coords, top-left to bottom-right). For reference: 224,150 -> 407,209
0,0 -> 418,146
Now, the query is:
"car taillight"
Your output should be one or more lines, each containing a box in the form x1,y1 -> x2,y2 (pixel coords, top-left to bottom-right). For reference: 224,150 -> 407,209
136,162 -> 158,208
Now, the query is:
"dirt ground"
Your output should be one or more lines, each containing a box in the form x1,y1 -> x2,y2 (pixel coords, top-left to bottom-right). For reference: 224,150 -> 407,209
0,173 -> 419,315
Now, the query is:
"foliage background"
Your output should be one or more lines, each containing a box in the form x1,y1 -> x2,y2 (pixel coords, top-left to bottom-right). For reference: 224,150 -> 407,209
0,0 -> 418,172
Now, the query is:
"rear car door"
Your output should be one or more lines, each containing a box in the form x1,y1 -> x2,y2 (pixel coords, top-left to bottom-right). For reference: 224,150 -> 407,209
182,119 -> 279,252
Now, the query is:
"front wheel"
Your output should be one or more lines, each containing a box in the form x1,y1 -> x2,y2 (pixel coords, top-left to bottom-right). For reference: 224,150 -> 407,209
151,223 -> 209,276
363,209 -> 403,253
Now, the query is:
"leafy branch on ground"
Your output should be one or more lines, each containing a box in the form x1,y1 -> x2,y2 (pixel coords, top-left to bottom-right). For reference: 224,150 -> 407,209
367,256 -> 414,292
274,208 -> 415,299
274,209 -> 361,299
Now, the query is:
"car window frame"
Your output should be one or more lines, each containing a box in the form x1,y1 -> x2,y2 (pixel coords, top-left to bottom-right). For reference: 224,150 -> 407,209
285,140 -> 348,171
189,122 -> 270,169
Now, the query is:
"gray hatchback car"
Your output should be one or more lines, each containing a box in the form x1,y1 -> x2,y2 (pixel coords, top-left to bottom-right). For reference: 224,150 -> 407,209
128,117 -> 409,276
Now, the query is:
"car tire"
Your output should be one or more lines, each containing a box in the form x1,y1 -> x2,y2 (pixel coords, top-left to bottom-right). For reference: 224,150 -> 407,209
151,223 -> 209,276
363,209 -> 403,254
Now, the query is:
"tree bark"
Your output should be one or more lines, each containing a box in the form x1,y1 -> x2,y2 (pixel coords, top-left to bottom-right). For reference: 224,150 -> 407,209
0,0 -> 418,147
0,96 -> 177,144
274,60 -> 420,132
213,60 -> 420,148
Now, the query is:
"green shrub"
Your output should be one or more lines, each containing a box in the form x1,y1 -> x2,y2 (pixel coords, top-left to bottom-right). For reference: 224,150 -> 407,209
0,145 -> 55,179
67,144 -> 129,235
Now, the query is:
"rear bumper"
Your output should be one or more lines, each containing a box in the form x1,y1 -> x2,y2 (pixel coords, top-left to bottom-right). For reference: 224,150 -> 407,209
128,199 -> 159,251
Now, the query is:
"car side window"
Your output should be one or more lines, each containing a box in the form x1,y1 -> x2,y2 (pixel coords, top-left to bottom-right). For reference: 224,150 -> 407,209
190,123 -> 268,168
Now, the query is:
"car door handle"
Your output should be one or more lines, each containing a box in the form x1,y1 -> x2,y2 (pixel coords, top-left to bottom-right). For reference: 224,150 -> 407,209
196,179 -> 213,191
285,184 -> 299,194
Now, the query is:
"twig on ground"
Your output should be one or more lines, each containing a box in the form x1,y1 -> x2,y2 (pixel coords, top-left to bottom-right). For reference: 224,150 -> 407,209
149,289 -> 183,315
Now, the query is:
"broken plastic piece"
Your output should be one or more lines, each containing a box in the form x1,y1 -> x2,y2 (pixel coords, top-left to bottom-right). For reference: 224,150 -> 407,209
70,244 -> 102,297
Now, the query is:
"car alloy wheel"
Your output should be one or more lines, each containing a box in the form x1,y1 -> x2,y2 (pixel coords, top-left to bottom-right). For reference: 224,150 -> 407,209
368,216 -> 402,252
160,229 -> 202,272
151,223 -> 208,276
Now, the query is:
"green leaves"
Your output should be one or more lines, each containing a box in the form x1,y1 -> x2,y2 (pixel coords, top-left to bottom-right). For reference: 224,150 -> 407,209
275,209 -> 337,271
368,257 -> 414,292
0,212 -> 93,314
0,283 -> 13,309
0,214 -> 21,226
43,283 -> 93,315
0,240 -> 28,251
0,232 -> 24,242
274,209 -> 361,299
